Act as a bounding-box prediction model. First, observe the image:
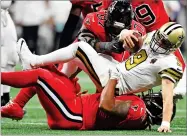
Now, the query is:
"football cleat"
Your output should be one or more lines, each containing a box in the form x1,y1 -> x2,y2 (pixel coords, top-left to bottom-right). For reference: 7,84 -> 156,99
17,38 -> 36,70
1,101 -> 24,120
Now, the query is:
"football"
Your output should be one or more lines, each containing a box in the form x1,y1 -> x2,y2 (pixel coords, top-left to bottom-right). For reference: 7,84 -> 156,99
128,32 -> 143,53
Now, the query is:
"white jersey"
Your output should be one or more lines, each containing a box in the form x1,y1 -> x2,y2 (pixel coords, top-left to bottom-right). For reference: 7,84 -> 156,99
113,31 -> 183,95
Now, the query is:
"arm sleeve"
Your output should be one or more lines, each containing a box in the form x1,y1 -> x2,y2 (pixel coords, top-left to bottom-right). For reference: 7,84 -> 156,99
158,57 -> 183,84
77,28 -> 99,48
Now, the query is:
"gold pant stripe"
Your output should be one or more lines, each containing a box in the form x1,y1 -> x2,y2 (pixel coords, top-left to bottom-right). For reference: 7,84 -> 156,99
76,47 -> 101,87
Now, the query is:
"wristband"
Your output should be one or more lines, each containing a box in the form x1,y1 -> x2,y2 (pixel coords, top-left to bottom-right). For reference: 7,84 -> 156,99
161,121 -> 170,128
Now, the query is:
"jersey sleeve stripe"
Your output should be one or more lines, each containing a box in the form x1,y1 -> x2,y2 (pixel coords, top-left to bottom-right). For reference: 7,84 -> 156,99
166,68 -> 183,78
160,68 -> 183,79
159,71 -> 180,83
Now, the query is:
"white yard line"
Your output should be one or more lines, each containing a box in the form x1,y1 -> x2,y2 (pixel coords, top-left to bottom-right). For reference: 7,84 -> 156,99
2,122 -> 46,125
172,128 -> 187,130
176,109 -> 186,112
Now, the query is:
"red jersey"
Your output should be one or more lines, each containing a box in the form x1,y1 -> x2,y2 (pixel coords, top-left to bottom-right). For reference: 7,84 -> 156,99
80,93 -> 147,130
94,95 -> 147,129
83,10 -> 146,62
81,93 -> 100,130
101,0 -> 169,32
132,0 -> 169,32
70,0 -> 103,17
102,0 -> 112,10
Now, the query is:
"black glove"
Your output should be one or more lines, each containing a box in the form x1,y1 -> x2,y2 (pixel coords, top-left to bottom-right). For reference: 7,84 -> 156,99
99,37 -> 124,54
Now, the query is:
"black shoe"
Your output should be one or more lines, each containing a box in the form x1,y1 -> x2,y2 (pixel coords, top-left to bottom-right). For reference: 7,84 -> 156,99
173,94 -> 183,103
1,93 -> 10,106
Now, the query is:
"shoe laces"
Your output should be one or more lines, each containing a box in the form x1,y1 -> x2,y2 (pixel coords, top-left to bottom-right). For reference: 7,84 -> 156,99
5,100 -> 15,108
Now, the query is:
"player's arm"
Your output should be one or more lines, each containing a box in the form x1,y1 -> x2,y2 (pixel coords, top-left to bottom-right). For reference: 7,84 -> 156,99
78,25 -> 124,53
99,78 -> 129,117
158,66 -> 183,132
99,79 -> 117,111
160,78 -> 175,130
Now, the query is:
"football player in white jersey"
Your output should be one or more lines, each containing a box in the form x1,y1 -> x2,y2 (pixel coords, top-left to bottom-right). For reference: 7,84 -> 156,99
17,22 -> 185,133
1,0 -> 20,106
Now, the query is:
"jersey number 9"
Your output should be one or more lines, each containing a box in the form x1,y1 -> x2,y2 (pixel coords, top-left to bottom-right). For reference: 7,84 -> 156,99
125,49 -> 147,70
135,4 -> 156,26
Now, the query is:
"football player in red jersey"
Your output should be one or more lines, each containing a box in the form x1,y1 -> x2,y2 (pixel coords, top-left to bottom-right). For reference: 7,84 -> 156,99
102,0 -> 169,32
1,66 -> 148,130
76,1 -> 146,62
58,1 -> 146,78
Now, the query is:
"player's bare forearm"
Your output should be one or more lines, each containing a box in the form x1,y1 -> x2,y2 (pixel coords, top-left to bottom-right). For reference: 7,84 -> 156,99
99,79 -> 117,111
161,78 -> 175,122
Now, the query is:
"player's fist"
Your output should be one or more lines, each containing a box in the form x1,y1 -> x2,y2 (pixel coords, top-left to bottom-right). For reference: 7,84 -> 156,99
157,125 -> 172,133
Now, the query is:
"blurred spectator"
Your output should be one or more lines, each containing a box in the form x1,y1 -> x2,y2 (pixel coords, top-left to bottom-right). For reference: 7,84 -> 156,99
164,0 -> 181,21
164,0 -> 186,54
13,1 -> 50,54
177,0 -> 187,54
49,1 -> 72,50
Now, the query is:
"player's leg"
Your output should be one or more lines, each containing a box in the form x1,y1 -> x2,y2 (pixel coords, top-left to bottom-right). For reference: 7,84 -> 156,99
1,87 -> 36,120
1,69 -> 41,88
1,68 -> 83,129
35,71 -> 83,129
1,85 -> 10,106
60,61 -> 79,78
18,39 -> 113,91
1,12 -> 19,106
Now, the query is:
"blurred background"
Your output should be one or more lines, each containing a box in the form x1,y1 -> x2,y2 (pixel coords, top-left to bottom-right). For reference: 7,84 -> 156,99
8,0 -> 187,57
1,1 -> 186,135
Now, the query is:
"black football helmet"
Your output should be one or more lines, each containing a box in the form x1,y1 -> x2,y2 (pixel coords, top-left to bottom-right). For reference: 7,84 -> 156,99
105,0 -> 134,39
141,90 -> 176,126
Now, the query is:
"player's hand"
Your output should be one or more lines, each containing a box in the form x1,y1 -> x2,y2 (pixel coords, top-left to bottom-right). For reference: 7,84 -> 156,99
119,29 -> 139,49
157,125 -> 172,133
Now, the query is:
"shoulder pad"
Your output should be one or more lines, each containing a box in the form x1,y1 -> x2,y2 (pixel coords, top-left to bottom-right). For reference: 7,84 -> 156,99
83,10 -> 107,35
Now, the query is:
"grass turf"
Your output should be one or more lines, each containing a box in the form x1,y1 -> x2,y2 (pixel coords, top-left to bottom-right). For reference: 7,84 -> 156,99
1,72 -> 186,135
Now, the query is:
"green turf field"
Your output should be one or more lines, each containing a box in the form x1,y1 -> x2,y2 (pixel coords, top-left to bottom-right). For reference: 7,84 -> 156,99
1,72 -> 186,135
